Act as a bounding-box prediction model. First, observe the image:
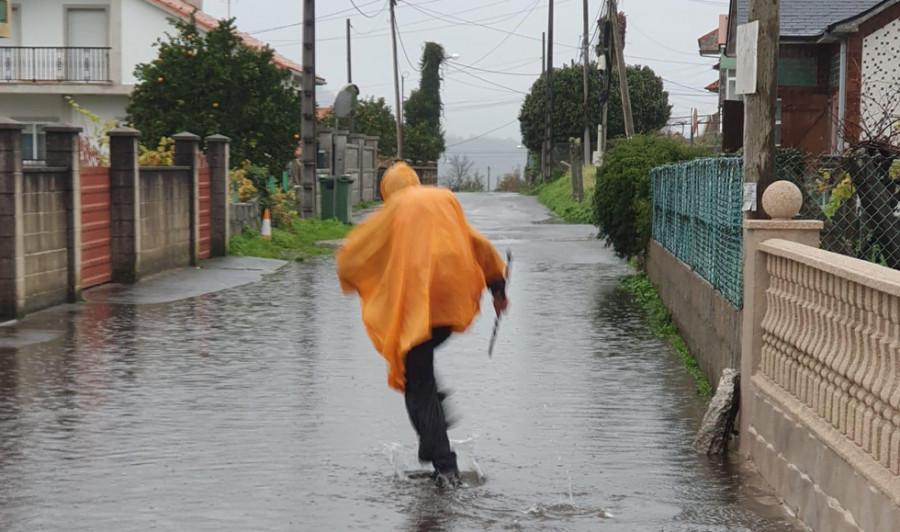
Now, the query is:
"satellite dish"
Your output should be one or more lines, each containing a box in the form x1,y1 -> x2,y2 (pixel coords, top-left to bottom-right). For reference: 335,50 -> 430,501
334,84 -> 360,119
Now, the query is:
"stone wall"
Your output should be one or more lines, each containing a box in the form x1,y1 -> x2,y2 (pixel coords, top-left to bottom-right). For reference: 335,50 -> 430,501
139,167 -> 193,277
1,120 -> 82,320
230,199 -> 259,236
22,167 -> 69,312
647,240 -> 741,388
1,120 -> 230,319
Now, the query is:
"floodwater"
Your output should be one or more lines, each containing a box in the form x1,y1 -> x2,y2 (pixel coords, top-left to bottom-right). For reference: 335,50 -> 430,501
0,193 -> 804,531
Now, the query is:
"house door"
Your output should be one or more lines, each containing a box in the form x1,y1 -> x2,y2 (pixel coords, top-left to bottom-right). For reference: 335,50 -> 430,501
65,8 -> 108,81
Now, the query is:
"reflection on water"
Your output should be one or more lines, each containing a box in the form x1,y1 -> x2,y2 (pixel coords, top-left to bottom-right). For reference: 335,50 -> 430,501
0,194 -> 802,531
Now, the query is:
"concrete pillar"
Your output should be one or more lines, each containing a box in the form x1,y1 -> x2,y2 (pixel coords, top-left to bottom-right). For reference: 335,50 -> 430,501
44,123 -> 84,303
173,132 -> 201,266
332,130 -> 348,175
738,182 -> 823,456
205,134 -> 230,257
0,118 -> 25,320
350,133 -> 365,204
364,136 -> 378,201
317,129 -> 333,175
108,127 -> 141,283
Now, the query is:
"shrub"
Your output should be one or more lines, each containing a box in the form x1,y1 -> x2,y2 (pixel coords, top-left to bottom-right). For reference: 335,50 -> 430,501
496,168 -> 529,192
593,135 -> 709,260
138,137 -> 175,166
229,163 -> 258,202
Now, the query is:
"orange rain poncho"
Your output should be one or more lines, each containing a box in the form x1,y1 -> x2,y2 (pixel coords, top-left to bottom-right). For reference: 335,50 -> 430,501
336,163 -> 507,392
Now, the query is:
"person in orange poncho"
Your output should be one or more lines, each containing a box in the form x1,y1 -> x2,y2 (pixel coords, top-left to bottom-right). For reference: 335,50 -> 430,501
336,162 -> 508,486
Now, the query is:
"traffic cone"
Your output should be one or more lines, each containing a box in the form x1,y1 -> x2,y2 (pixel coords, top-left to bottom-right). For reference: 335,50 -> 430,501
261,208 -> 272,240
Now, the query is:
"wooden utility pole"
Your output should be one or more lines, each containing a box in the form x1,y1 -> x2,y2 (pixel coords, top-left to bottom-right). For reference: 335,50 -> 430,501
346,19 -> 355,134
542,31 -> 546,73
300,0 -> 317,217
609,0 -> 634,137
582,0 -> 591,165
346,19 -> 352,83
541,0 -> 554,183
390,0 -> 404,159
743,0 -> 780,218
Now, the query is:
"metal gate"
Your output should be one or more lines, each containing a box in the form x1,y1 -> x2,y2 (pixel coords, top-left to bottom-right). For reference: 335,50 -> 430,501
81,166 -> 111,288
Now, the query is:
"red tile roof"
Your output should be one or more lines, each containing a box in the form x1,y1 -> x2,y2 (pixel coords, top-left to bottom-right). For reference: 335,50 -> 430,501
145,0 -> 325,84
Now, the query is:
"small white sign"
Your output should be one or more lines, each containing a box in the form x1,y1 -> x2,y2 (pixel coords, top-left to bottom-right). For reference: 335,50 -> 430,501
736,21 -> 759,95
743,183 -> 758,212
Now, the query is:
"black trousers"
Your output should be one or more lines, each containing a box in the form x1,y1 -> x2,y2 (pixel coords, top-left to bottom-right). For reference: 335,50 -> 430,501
404,327 -> 458,474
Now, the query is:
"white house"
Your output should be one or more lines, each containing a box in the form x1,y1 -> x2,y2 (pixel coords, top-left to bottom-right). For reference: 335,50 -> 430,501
0,0 -> 323,160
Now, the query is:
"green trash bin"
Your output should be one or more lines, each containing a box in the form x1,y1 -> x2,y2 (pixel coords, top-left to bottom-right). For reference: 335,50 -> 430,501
318,175 -> 336,220
335,174 -> 356,224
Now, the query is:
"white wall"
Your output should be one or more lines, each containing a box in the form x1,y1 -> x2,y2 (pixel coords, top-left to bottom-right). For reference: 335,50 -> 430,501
120,0 -> 192,85
862,18 -> 900,135
0,94 -> 70,123
13,0 -> 111,48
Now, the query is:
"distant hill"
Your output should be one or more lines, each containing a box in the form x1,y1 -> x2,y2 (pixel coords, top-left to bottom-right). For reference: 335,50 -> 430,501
439,134 -> 527,189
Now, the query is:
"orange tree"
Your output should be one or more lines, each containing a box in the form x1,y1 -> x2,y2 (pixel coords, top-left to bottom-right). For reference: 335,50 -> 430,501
127,17 -> 302,171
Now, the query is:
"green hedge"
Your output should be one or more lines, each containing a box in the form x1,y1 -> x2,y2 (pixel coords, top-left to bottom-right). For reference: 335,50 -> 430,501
593,135 -> 709,259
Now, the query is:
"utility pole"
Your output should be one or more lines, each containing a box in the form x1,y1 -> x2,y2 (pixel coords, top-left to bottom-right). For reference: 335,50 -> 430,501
346,19 -> 355,134
609,0 -> 634,137
542,31 -> 546,73
346,19 -> 352,84
300,0 -> 316,218
541,0 -> 554,183
487,166 -> 491,192
390,0 -> 404,160
582,0 -> 591,166
743,0 -> 780,218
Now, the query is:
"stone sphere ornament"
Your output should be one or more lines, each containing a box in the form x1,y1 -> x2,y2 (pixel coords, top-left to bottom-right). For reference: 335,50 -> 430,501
762,180 -> 803,220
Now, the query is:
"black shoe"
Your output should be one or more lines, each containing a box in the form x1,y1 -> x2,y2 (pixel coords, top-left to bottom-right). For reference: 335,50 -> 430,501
433,470 -> 463,488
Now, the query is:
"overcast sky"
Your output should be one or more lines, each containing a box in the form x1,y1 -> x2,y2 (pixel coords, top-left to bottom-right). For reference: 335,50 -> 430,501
202,0 -> 725,173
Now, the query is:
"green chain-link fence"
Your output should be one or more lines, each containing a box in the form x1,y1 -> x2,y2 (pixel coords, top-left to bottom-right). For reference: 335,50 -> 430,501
651,158 -> 744,308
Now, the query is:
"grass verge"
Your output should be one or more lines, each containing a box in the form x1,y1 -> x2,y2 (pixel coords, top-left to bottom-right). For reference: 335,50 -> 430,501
527,168 -> 595,224
229,217 -> 350,262
353,200 -> 382,212
620,273 -> 713,400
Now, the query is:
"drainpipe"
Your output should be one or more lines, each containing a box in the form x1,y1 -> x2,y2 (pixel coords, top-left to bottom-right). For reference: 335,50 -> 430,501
838,38 -> 848,152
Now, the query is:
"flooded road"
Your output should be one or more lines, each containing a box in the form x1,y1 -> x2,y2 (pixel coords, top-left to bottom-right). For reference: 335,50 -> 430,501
0,193 -> 802,531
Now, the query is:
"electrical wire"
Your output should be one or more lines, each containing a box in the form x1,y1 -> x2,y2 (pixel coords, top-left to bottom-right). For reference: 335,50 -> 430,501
469,0 -> 543,67
394,13 -> 421,72
445,60 -> 540,77
400,0 -> 580,50
445,63 -> 529,94
447,118 -> 521,148
349,0 -> 386,18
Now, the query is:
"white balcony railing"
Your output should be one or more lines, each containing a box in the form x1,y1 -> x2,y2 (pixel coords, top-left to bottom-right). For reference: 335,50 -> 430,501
0,47 -> 111,83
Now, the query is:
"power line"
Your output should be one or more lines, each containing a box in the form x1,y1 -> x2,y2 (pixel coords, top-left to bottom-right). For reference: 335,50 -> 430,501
446,60 -> 540,77
470,0 -> 543,66
445,75 -> 526,95
447,118 -> 520,148
400,0 -> 580,50
394,13 -> 420,72
445,63 -> 529,94
661,76 -> 711,93
349,0 -> 387,18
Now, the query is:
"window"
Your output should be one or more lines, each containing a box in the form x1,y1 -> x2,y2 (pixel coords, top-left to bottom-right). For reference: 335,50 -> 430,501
0,1 -> 8,24
725,68 -> 741,101
21,124 -> 47,161
775,99 -> 782,147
